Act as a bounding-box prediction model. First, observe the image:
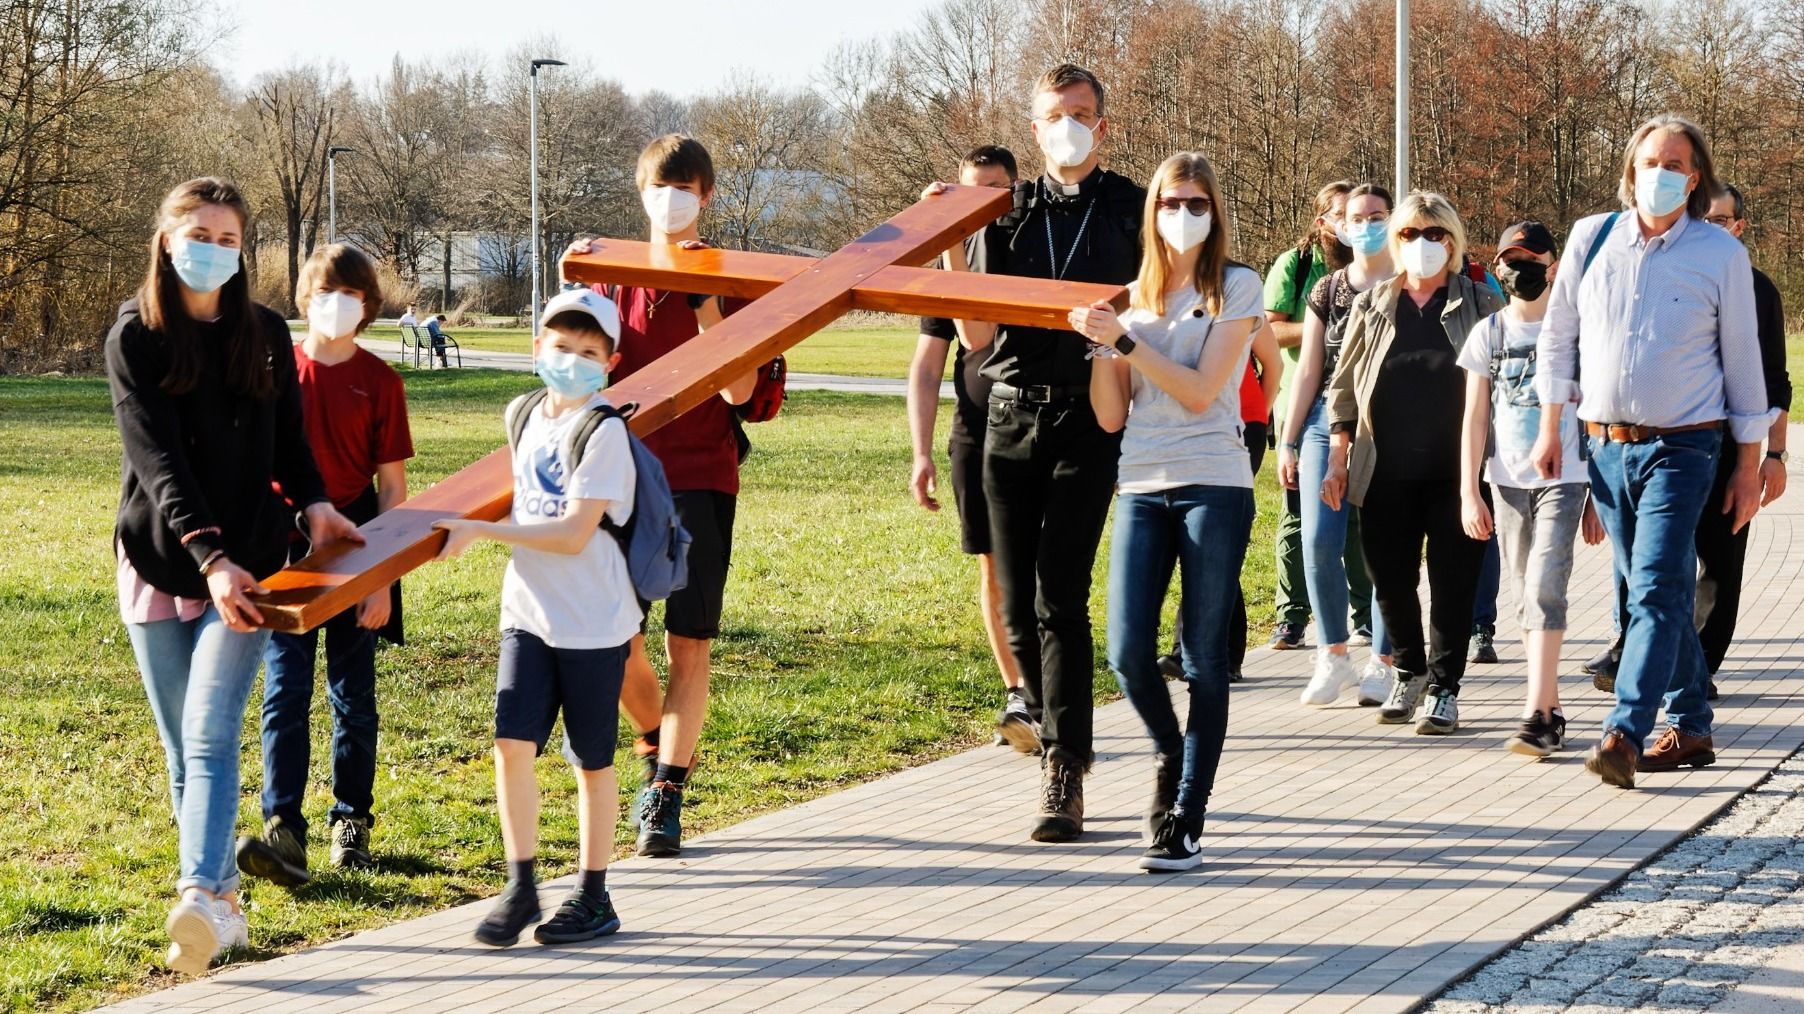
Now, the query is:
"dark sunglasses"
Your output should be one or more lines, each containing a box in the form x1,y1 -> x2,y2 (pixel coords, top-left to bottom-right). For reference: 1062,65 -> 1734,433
1397,226 -> 1451,243
1156,196 -> 1212,216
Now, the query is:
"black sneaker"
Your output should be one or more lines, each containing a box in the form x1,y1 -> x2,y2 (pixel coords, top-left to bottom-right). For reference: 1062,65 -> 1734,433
1469,625 -> 1499,664
328,817 -> 373,870
1507,711 -> 1559,758
1269,621 -> 1305,650
1584,647 -> 1620,692
1156,652 -> 1185,678
1228,669 -> 1244,684
995,691 -> 1041,755
533,891 -> 621,945
473,879 -> 541,947
235,815 -> 310,887
1708,679 -> 1721,701
1139,811 -> 1205,872
635,782 -> 685,857
1144,752 -> 1182,844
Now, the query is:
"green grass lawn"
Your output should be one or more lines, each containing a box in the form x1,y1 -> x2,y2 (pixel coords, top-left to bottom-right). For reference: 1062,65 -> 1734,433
0,371 -> 1285,1011
1790,335 -> 1803,423
327,322 -> 925,378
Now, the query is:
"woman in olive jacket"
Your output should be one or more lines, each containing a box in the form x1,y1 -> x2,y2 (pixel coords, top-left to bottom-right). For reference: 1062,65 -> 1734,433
107,177 -> 361,975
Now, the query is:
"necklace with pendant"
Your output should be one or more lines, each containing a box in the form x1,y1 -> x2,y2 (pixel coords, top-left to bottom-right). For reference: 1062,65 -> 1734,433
646,290 -> 672,320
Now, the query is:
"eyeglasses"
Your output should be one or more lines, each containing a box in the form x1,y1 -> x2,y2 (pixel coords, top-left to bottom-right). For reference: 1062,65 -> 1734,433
1156,196 -> 1212,216
1704,215 -> 1737,228
1397,226 -> 1451,243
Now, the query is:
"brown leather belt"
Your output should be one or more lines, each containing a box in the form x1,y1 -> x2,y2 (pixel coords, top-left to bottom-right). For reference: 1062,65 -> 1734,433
1584,420 -> 1723,444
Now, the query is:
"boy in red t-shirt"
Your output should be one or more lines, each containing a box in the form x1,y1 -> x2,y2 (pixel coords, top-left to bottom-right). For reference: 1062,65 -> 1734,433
236,244 -> 413,886
562,134 -> 757,858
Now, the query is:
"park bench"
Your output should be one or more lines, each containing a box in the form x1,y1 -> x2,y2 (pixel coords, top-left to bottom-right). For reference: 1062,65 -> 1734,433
399,323 -> 460,368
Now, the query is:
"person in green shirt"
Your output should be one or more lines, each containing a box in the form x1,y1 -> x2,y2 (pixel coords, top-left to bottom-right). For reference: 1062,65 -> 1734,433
1261,179 -> 1376,650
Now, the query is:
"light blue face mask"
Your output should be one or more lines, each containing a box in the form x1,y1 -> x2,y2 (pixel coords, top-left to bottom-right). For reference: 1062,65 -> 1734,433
1346,220 -> 1389,257
1636,167 -> 1693,218
168,238 -> 241,294
536,349 -> 609,399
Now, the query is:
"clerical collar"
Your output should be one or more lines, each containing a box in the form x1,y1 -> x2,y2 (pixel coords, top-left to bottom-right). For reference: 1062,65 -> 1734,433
1040,166 -> 1104,203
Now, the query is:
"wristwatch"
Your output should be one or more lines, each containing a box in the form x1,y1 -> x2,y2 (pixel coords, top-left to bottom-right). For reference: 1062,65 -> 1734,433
1115,333 -> 1137,357
1768,449 -> 1789,464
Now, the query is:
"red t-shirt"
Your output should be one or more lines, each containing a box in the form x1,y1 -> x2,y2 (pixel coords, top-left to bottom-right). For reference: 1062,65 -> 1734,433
285,345 -> 414,508
608,286 -> 746,495
1238,357 -> 1268,425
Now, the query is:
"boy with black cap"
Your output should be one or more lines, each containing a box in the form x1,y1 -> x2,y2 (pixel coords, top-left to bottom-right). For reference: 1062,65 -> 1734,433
1456,222 -> 1603,758
433,288 -> 636,947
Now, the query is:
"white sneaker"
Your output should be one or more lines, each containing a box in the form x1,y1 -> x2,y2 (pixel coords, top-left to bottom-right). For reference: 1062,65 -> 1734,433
1357,657 -> 1393,707
165,892 -> 221,976
1300,649 -> 1359,707
213,898 -> 249,952
1416,687 -> 1460,735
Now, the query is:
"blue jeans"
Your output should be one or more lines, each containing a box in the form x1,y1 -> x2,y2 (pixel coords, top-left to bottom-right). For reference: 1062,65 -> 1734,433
1588,428 -> 1718,748
1106,485 -> 1254,815
126,607 -> 269,895
1298,400 -> 1390,653
260,611 -> 379,834
1473,533 -> 1501,627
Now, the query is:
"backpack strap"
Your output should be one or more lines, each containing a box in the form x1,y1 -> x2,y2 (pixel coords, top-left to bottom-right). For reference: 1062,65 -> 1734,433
1581,212 -> 1619,276
565,400 -> 638,472
504,389 -> 549,454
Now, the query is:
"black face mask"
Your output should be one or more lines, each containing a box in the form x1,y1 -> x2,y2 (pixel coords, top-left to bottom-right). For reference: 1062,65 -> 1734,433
1497,259 -> 1549,301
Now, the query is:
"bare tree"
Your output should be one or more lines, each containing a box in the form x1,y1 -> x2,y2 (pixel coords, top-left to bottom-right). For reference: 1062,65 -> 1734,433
244,65 -> 346,313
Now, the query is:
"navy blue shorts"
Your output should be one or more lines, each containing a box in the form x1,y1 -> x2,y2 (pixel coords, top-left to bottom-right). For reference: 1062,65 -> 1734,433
495,629 -> 627,770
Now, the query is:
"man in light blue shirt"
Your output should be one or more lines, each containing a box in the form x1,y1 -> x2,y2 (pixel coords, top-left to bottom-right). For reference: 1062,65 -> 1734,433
1533,114 -> 1778,789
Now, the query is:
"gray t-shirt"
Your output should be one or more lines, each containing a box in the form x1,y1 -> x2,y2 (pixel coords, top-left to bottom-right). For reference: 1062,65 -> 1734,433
1116,266 -> 1265,493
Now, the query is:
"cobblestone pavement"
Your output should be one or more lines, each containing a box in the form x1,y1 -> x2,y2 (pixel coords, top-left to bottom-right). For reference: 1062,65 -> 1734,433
1427,751 -> 1804,1014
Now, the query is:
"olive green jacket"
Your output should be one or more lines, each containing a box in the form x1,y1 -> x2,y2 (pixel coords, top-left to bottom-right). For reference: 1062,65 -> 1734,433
1324,272 -> 1506,506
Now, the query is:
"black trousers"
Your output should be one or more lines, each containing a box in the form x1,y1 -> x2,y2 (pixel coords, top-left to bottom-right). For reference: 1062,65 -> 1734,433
1359,478 -> 1488,693
982,396 -> 1121,764
1607,432 -> 1745,673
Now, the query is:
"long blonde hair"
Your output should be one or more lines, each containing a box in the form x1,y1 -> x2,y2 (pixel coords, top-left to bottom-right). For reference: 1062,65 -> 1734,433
1132,152 -> 1231,317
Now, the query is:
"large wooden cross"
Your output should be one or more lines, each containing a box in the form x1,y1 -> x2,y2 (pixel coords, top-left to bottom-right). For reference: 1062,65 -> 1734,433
252,185 -> 1129,632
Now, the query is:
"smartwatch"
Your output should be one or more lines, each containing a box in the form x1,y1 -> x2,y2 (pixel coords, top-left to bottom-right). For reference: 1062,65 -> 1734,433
1115,334 -> 1137,357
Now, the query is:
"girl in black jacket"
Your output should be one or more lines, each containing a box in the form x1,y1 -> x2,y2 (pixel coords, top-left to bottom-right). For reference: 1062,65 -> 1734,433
107,177 -> 361,975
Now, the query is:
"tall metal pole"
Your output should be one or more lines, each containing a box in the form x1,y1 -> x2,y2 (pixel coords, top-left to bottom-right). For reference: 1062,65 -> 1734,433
1395,0 -> 1410,196
528,59 -> 566,337
329,154 -> 337,245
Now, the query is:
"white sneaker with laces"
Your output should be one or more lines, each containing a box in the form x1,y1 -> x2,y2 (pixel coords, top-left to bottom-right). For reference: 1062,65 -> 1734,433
1416,687 -> 1460,734
1300,648 -> 1359,707
1357,657 -> 1393,707
165,891 -> 221,976
213,898 -> 249,952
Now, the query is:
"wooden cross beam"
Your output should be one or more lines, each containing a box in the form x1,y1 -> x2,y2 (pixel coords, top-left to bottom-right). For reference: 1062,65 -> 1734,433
251,184 -> 1129,633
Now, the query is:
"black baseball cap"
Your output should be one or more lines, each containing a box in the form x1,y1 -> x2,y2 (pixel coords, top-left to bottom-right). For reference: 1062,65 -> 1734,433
1497,221 -> 1556,257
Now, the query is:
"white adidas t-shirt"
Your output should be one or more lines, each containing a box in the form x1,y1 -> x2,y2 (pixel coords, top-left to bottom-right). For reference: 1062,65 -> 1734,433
500,393 -> 641,649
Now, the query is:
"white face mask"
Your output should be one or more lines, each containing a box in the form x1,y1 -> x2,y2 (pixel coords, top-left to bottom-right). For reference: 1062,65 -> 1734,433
1400,236 -> 1451,279
1039,116 -> 1094,169
1156,208 -> 1212,254
642,186 -> 701,234
308,291 -> 364,339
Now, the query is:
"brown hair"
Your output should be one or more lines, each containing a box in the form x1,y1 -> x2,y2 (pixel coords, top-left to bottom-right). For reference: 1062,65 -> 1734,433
635,134 -> 715,194
1298,179 -> 1355,266
1133,152 -> 1232,317
543,309 -> 615,357
961,144 -> 1018,180
1034,64 -> 1106,116
1618,114 -> 1720,221
296,243 -> 383,334
138,177 -> 271,399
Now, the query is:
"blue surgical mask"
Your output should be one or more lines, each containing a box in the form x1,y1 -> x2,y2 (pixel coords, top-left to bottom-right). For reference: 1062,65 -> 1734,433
1635,167 -> 1693,218
1346,220 -> 1389,257
536,350 -> 609,399
168,238 -> 241,294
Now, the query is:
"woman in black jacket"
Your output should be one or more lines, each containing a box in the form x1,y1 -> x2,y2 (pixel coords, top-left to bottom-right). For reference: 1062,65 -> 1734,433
108,177 -> 361,975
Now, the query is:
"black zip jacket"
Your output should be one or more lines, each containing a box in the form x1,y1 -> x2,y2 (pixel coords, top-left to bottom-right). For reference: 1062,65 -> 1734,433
106,297 -> 328,599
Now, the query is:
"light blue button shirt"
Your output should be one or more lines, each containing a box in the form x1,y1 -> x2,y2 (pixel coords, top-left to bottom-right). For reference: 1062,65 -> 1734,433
1537,210 -> 1777,444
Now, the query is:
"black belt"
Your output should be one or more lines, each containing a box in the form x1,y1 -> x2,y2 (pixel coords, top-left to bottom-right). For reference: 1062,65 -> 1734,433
990,382 -> 1088,404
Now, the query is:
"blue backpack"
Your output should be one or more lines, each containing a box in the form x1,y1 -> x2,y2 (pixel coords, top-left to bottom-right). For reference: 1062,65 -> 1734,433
505,389 -> 691,601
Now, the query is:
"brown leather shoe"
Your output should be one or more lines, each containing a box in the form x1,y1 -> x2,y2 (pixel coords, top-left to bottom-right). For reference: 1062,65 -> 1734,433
1031,747 -> 1085,842
1639,727 -> 1716,772
1585,731 -> 1638,789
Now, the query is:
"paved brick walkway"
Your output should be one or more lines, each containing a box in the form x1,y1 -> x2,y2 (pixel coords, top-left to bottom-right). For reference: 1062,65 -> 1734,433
107,440 -> 1803,1013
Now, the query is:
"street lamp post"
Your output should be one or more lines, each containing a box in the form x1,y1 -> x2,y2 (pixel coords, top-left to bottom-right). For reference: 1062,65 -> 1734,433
1395,0 -> 1409,196
529,58 -> 567,336
328,145 -> 354,245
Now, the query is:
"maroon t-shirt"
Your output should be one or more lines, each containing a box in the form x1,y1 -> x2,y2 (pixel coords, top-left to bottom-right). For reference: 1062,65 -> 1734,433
284,345 -> 414,508
608,286 -> 746,495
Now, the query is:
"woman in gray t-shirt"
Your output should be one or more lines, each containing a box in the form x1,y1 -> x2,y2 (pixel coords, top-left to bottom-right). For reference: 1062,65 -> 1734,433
1068,151 -> 1263,874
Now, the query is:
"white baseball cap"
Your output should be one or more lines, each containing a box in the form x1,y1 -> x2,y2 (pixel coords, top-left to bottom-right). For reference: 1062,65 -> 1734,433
541,288 -> 622,345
